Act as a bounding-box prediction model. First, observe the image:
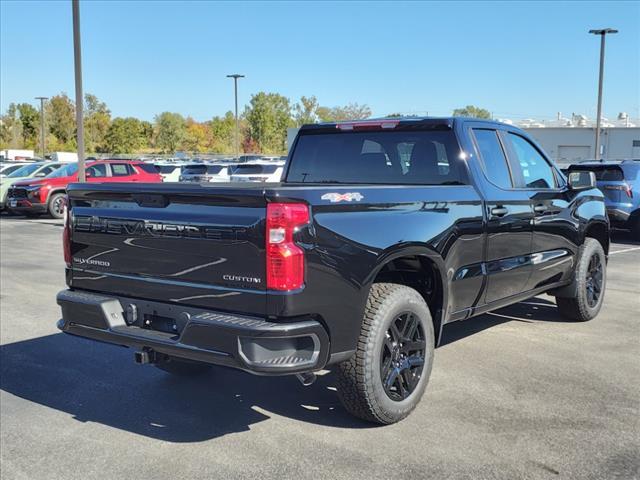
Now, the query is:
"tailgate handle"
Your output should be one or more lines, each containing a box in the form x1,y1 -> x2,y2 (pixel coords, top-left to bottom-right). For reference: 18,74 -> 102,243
133,194 -> 169,208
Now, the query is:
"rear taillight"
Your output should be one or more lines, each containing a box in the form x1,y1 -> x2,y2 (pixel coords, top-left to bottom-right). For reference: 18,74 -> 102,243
266,202 -> 309,291
62,197 -> 71,267
624,184 -> 633,198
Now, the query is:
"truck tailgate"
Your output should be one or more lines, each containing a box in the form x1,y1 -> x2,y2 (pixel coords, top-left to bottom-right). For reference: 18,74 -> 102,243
67,183 -> 267,314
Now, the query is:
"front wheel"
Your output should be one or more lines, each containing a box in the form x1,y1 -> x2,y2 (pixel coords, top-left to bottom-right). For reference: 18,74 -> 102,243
555,238 -> 606,321
48,193 -> 66,219
336,283 -> 435,425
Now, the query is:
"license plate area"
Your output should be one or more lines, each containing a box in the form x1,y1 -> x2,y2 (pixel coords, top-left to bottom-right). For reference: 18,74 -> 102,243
143,313 -> 179,335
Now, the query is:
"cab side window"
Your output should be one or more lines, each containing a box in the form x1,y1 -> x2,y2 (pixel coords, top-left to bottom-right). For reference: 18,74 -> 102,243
506,133 -> 556,189
472,129 -> 512,189
87,164 -> 107,177
111,163 -> 134,177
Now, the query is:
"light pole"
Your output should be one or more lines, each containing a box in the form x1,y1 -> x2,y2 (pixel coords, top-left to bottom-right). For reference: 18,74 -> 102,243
35,96 -> 48,159
72,0 -> 85,181
589,28 -> 618,161
226,74 -> 245,160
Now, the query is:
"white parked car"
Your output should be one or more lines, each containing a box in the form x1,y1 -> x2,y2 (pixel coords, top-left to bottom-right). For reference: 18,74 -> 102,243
179,164 -> 234,183
229,162 -> 285,183
0,163 -> 28,178
154,163 -> 186,182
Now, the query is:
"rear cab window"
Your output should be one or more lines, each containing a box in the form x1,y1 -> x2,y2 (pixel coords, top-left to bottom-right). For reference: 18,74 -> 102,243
287,129 -> 464,185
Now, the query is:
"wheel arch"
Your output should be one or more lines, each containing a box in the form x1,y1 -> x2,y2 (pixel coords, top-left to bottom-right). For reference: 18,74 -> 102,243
366,246 -> 448,347
584,220 -> 609,256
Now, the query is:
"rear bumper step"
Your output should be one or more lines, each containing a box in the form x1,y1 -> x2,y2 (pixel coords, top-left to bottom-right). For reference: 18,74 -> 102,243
56,289 -> 329,375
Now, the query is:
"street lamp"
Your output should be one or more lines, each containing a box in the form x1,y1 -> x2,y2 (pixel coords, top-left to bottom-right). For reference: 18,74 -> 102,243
589,28 -> 618,160
72,0 -> 85,181
226,74 -> 245,161
35,96 -> 48,159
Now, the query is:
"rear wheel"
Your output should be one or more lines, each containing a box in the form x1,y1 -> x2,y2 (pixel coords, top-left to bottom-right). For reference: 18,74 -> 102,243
336,283 -> 434,425
48,193 -> 66,219
555,238 -> 606,321
154,355 -> 212,376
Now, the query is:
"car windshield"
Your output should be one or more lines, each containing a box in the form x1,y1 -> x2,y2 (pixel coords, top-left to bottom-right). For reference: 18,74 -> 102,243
182,165 -> 207,175
232,164 -> 280,175
47,163 -> 78,178
7,163 -> 43,178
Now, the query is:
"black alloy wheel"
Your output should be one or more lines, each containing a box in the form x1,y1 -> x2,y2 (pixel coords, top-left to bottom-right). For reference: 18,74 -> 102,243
585,253 -> 603,308
380,312 -> 426,401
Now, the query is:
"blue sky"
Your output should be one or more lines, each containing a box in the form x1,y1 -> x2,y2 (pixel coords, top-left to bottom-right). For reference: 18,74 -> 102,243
1,1 -> 638,121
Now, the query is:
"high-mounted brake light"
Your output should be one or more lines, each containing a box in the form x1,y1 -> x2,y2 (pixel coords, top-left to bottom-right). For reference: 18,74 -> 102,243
337,120 -> 399,131
266,203 -> 309,291
62,196 -> 72,267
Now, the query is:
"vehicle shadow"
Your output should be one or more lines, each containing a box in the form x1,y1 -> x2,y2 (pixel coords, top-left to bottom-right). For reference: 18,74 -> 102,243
0,332 -> 368,443
0,297 -> 567,442
610,229 -> 639,246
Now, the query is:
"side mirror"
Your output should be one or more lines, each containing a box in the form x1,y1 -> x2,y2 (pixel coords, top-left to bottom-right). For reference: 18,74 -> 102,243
568,171 -> 596,190
35,172 -> 47,177
85,171 -> 93,178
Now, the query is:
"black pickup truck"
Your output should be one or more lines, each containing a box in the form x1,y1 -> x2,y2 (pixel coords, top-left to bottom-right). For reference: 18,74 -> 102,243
57,118 -> 609,424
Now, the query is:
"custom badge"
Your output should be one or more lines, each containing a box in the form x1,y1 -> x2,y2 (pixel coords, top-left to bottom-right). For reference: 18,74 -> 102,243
321,192 -> 364,203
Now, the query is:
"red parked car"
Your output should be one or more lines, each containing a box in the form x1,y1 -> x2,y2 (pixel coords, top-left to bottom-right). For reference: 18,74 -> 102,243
7,160 -> 162,218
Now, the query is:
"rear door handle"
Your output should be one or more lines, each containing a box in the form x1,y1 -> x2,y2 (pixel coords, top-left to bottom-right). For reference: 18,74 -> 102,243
534,204 -> 548,214
491,206 -> 508,217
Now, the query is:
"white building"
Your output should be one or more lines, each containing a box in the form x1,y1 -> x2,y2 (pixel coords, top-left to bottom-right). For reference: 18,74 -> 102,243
517,113 -> 640,166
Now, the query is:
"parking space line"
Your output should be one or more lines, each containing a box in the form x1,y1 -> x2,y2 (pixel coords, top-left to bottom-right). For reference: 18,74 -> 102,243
609,246 -> 640,255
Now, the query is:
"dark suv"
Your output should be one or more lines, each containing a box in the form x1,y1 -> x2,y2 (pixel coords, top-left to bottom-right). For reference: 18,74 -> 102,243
568,160 -> 640,239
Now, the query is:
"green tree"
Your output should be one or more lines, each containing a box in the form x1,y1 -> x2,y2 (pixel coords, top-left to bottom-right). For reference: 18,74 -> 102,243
46,93 -> 76,147
17,103 -> 39,148
140,121 -> 154,149
103,117 -> 144,154
293,96 -> 319,126
154,112 -> 186,153
182,118 -> 212,152
0,103 -> 23,149
316,102 -> 371,122
84,94 -> 111,153
244,92 -> 293,154
452,105 -> 491,119
209,111 -> 236,153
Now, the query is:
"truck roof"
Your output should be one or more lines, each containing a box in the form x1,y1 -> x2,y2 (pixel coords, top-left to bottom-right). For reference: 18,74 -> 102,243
298,116 -> 511,131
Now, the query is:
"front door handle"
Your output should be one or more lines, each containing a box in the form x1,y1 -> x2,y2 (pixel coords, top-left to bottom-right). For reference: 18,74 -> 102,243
534,204 -> 548,214
491,206 -> 508,217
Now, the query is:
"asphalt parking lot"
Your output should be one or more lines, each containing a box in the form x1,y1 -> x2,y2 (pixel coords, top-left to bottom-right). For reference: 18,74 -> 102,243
1,216 -> 638,480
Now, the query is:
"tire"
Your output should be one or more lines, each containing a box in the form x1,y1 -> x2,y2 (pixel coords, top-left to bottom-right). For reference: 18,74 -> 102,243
48,192 -> 66,219
555,238 -> 606,322
336,283 -> 435,425
154,355 -> 212,376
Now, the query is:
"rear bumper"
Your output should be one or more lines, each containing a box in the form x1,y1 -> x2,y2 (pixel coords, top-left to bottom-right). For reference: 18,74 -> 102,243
56,289 -> 330,375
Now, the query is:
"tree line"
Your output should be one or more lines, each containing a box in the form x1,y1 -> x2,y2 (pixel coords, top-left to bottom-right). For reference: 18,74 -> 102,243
0,92 -> 490,156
